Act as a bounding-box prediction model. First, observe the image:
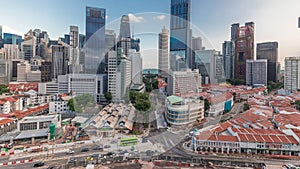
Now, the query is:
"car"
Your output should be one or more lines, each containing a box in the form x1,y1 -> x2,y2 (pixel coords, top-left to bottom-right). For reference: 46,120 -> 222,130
91,153 -> 99,158
104,145 -> 111,148
110,140 -> 117,144
106,152 -> 115,156
66,150 -> 75,154
33,161 -> 44,167
68,157 -> 77,163
92,145 -> 103,150
81,148 -> 89,152
46,167 -> 54,169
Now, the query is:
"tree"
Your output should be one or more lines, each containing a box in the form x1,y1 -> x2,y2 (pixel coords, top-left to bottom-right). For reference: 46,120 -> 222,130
67,98 -> 75,112
104,92 -> 112,102
72,94 -> 94,113
243,103 -> 250,111
204,99 -> 210,111
0,85 -> 9,95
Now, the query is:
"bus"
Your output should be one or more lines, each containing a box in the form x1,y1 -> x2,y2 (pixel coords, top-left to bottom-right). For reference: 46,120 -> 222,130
120,136 -> 138,146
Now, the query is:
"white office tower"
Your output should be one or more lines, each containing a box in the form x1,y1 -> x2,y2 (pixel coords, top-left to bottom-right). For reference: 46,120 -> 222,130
158,27 -> 169,78
57,74 -> 105,102
0,60 -> 12,85
17,61 -> 31,82
130,50 -> 142,85
284,57 -> 300,93
168,69 -> 201,96
3,44 -> 19,60
108,49 -> 132,100
246,60 -> 267,86
69,25 -> 80,73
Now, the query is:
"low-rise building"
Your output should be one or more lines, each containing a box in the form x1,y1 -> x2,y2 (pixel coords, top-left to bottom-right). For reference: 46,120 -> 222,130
165,95 -> 204,126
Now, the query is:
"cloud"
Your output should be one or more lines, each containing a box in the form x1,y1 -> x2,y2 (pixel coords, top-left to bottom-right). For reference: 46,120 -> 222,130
2,25 -> 23,36
154,15 -> 166,21
128,13 -> 144,23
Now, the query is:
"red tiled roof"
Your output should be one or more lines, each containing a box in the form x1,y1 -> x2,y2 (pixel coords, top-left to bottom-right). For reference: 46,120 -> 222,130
0,118 -> 14,126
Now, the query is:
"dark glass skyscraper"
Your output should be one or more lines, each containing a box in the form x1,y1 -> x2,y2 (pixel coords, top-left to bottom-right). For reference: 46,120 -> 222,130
257,42 -> 279,82
170,0 -> 192,68
85,6 -> 106,74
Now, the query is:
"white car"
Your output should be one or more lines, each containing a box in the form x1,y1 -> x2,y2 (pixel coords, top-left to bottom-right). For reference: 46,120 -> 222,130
66,150 -> 75,154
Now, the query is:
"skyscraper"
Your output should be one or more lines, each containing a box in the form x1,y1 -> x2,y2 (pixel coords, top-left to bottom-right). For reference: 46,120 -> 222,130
119,15 -> 131,40
0,60 -> 12,85
284,57 -> 300,93
69,25 -> 80,74
70,25 -> 79,48
170,0 -> 192,68
158,27 -> 169,78
51,42 -> 70,80
246,59 -> 267,86
232,22 -> 255,81
222,41 -> 234,79
256,42 -> 278,82
21,30 -> 36,61
3,33 -> 22,47
130,50 -> 142,85
0,25 -> 2,40
85,6 -> 106,74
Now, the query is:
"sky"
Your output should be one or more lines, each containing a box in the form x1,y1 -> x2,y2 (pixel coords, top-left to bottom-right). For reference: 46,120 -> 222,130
1,0 -> 300,69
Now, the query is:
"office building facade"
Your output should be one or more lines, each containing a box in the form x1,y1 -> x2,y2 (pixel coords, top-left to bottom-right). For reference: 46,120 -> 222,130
246,59 -> 267,86
256,42 -> 279,82
222,41 -> 234,79
170,0 -> 192,68
85,6 -> 106,74
284,57 -> 300,93
158,27 -> 169,78
232,22 -> 255,81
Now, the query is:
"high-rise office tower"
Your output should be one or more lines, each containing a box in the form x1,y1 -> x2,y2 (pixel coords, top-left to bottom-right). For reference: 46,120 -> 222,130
284,57 -> 300,93
105,30 -> 116,53
0,25 -> 2,48
130,50 -> 142,85
85,6 -> 106,74
167,69 -> 201,96
256,42 -> 278,82
108,49 -> 131,100
17,61 -> 31,82
170,0 -> 192,68
192,37 -> 203,69
195,50 -> 223,84
158,27 -> 169,78
69,25 -> 80,74
232,22 -> 254,81
51,41 -> 70,80
79,34 -> 85,49
0,25 -> 2,40
222,41 -> 234,79
119,15 -> 131,40
0,60 -> 12,85
3,33 -> 22,48
70,26 -> 79,48
3,44 -> 19,60
21,30 -> 37,61
246,59 -> 267,86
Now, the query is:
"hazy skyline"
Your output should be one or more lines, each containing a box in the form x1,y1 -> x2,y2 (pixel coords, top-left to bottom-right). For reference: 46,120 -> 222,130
1,0 -> 300,69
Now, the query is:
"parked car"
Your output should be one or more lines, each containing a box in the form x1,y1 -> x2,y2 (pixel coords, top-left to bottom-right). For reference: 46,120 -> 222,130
81,148 -> 89,152
68,157 -> 77,163
104,145 -> 111,148
33,161 -> 44,167
66,150 -> 75,154
92,145 -> 103,150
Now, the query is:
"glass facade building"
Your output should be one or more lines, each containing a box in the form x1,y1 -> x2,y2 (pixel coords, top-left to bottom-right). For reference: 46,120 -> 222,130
170,0 -> 192,68
85,6 -> 106,74
3,33 -> 22,47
